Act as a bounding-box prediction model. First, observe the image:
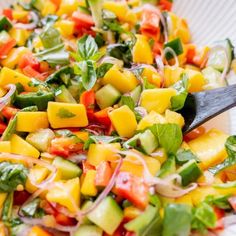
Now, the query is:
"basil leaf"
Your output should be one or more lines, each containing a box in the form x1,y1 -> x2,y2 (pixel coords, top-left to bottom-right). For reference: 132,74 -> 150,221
150,124 -> 182,154
56,108 -> 76,118
96,63 -> 113,78
78,60 -> 97,90
0,162 -> 28,193
40,25 -> 61,49
20,198 -> 40,217
119,96 -> 135,111
2,192 -> 13,222
171,73 -> 189,111
163,203 -> 192,236
36,44 -> 69,66
205,195 -> 231,210
176,149 -> 200,165
77,35 -> 98,60
225,135 -> 236,157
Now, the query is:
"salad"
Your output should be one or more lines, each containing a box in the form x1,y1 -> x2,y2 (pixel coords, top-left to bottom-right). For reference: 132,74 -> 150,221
0,0 -> 235,235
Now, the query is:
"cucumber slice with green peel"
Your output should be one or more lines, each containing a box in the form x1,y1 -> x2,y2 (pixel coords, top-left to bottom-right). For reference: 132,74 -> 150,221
55,85 -> 77,103
52,156 -> 82,180
207,39 -> 234,72
87,196 -> 123,235
14,91 -> 54,111
130,85 -> 142,105
164,38 -> 183,60
74,225 -> 103,236
0,31 -> 10,44
178,159 -> 202,186
26,129 -> 55,152
0,16 -> 12,32
158,154 -> 176,178
202,66 -> 226,89
95,84 -> 121,109
139,129 -> 158,155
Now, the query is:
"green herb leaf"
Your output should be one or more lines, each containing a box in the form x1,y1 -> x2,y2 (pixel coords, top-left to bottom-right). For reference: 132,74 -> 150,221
176,149 -> 200,165
150,124 -> 182,154
171,73 -> 189,111
0,162 -> 28,193
119,96 -> 135,110
57,108 -> 76,118
225,135 -> 236,157
40,25 -> 61,49
163,203 -> 192,236
96,63 -> 113,78
77,60 -> 97,90
205,195 -> 231,210
77,35 -> 99,60
20,198 -> 40,217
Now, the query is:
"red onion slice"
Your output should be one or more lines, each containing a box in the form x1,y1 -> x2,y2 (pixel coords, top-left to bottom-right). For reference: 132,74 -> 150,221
163,46 -> 179,68
0,84 -> 16,111
221,215 -> 236,227
14,11 -> 39,30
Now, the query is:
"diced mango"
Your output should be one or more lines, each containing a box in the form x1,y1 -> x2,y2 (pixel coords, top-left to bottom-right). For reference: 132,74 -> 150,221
9,28 -> 31,46
109,105 -> 137,138
151,148 -> 167,165
124,206 -> 141,220
223,164 -> 236,181
140,88 -> 177,113
42,0 -> 57,16
142,67 -> 162,88
25,165 -> 49,193
11,134 -> 40,158
81,170 -> 98,196
16,112 -> 49,133
46,178 -> 80,212
133,35 -> 153,64
73,131 -> 89,142
0,67 -> 36,92
28,226 -> 52,236
47,102 -> 88,129
102,65 -> 139,93
0,88 -> 6,97
137,111 -> 166,131
175,194 -> 193,206
1,47 -> 30,69
188,129 -> 228,169
185,69 -> 206,92
0,141 -> 11,153
0,193 -> 7,209
175,19 -> 191,44
164,66 -> 184,87
57,0 -> 80,16
181,142 -> 190,150
87,143 -> 121,166
12,10 -> 28,21
55,20 -> 75,37
165,109 -> 185,128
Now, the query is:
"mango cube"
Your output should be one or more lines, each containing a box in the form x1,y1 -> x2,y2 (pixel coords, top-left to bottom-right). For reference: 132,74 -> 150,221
188,129 -> 228,169
109,105 -> 137,138
102,65 -> 139,93
81,170 -> 98,196
133,35 -> 153,64
47,102 -> 88,129
164,66 -> 184,87
11,134 -> 40,158
16,112 -> 49,133
42,0 -> 57,16
165,109 -> 185,128
140,88 -> 176,113
0,141 -> 11,153
142,67 -> 162,88
57,0 -> 80,16
55,20 -> 75,37
9,28 -> 30,46
46,178 -> 80,212
185,69 -> 206,92
0,193 -> 7,209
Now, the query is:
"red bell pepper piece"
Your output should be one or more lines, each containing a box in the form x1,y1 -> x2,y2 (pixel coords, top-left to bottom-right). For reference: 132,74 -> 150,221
2,8 -> 13,20
94,107 -> 112,127
19,53 -> 40,71
95,161 -> 113,187
80,90 -> 95,109
72,11 -> 94,30
0,121 -> 7,135
212,207 -> 225,230
0,38 -> 16,59
54,212 -> 77,226
1,106 -> 19,120
22,65 -> 47,81
186,44 -> 197,64
158,0 -> 173,11
115,172 -> 149,210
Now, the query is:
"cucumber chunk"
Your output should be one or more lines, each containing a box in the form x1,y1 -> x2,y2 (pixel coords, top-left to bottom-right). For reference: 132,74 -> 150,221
74,225 -> 103,236
55,85 -> 77,103
95,84 -> 121,109
178,159 -> 202,186
87,196 -> 123,235
0,16 -> 12,32
158,154 -> 176,178
53,156 -> 82,180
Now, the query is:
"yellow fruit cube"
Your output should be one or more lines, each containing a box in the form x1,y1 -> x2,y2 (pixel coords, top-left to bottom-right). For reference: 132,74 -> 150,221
140,88 -> 177,113
87,143 -> 121,166
142,67 -> 162,88
81,170 -> 98,196
42,1 -> 57,16
25,165 -> 49,193
0,193 -> 7,209
165,109 -> 185,128
55,20 -> 75,37
46,178 -> 80,212
1,47 -> 30,69
133,35 -> 153,64
188,129 -> 228,169
0,67 -> 36,92
175,194 -> 193,206
137,111 -> 166,131
145,156 -> 161,176
185,69 -> 206,92
12,10 -> 28,21
16,112 -> 49,133
73,131 -> 89,142
0,141 -> 11,153
176,19 -> 191,44
9,28 -> 31,46
47,102 -> 88,129
164,66 -> 184,87
57,0 -> 80,16
109,105 -> 137,138
0,88 -> 6,97
11,134 -> 40,158
151,148 -> 167,164
102,65 -> 139,93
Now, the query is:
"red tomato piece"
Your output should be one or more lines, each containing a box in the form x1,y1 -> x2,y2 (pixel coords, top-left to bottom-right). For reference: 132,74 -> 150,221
1,106 -> 19,120
0,39 -> 16,59
19,53 -> 40,71
158,0 -> 173,11
13,190 -> 30,205
2,8 -> 13,20
72,11 -> 94,30
184,126 -> 206,142
22,65 -> 47,81
95,161 -> 113,187
0,121 -> 7,135
54,213 -> 77,226
94,108 -> 112,127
